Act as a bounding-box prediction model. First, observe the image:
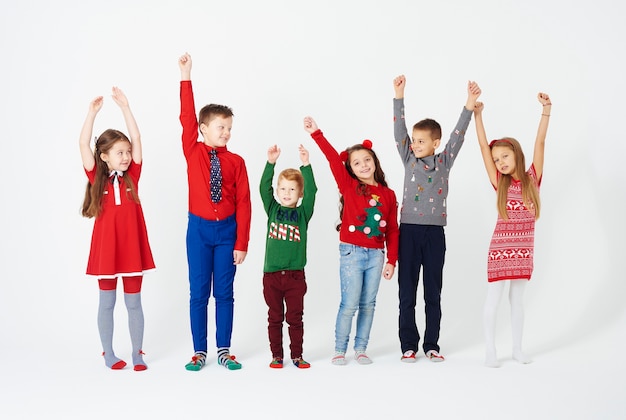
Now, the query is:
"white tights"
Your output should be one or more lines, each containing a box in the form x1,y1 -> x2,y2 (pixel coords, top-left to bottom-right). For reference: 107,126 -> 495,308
483,280 -> 532,367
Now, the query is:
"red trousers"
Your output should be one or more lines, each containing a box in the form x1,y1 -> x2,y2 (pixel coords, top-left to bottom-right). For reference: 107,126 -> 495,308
262,270 -> 307,359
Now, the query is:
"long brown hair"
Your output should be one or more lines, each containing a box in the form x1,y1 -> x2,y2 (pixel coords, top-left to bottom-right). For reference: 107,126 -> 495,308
336,142 -> 388,231
491,137 -> 540,220
81,129 -> 140,218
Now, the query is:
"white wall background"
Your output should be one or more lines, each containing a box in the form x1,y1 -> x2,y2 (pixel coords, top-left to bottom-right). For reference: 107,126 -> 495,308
1,0 -> 624,418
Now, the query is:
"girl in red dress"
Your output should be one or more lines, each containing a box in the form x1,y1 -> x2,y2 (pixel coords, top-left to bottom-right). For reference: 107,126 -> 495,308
473,92 -> 552,367
79,87 -> 155,370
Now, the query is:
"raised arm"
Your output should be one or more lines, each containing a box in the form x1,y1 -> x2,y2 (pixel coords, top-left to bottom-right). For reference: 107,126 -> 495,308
299,144 -> 317,221
392,75 -> 413,162
533,92 -> 551,180
178,52 -> 199,155
179,52 -> 191,81
465,80 -> 481,111
79,96 -> 103,172
393,74 -> 406,99
474,101 -> 498,187
304,116 -> 351,190
111,87 -> 142,164
267,144 -> 281,164
303,116 -> 318,134
298,143 -> 310,166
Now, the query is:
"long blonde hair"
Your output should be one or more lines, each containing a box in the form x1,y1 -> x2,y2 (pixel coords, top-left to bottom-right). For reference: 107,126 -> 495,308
81,129 -> 140,218
491,137 -> 540,220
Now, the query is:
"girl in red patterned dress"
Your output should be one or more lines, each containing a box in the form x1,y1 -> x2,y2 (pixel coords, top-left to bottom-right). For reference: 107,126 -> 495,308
473,92 -> 552,367
79,87 -> 155,370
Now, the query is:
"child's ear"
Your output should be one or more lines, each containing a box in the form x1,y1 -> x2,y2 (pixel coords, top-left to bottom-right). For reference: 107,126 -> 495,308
100,153 -> 108,162
433,138 -> 442,149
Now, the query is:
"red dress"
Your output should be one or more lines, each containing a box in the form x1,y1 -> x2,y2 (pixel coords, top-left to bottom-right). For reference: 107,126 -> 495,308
487,164 -> 541,282
85,162 -> 155,279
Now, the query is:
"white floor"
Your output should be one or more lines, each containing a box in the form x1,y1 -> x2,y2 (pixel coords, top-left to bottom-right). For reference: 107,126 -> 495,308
2,302 -> 623,420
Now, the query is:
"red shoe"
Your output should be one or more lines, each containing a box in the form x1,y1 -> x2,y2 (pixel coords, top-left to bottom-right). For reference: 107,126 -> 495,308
269,357 -> 283,369
426,350 -> 445,362
292,357 -> 310,369
401,350 -> 417,363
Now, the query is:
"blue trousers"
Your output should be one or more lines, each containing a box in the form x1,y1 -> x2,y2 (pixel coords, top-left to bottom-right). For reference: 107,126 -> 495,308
335,243 -> 384,353
398,224 -> 446,354
186,212 -> 237,352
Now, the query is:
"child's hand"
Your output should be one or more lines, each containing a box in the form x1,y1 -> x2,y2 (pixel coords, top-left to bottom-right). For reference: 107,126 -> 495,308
393,75 -> 406,98
464,81 -> 481,110
383,263 -> 395,280
89,96 -> 104,114
474,101 -> 484,116
299,144 -> 310,165
468,80 -> 481,102
233,250 -> 247,265
267,144 -> 281,164
303,116 -> 318,134
179,52 -> 192,79
111,86 -> 129,108
538,92 -> 551,106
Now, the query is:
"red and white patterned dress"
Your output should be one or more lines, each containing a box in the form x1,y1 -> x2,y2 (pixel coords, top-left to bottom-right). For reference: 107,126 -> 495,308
487,164 -> 541,282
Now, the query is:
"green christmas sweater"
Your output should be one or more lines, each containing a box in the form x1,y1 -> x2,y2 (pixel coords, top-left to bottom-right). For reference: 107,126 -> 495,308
260,162 -> 317,272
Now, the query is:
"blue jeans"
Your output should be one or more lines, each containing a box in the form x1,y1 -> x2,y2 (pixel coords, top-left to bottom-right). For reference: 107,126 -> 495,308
335,243 -> 385,353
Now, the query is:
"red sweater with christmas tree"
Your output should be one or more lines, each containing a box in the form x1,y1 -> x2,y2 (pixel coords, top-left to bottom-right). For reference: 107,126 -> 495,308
310,129 -> 399,265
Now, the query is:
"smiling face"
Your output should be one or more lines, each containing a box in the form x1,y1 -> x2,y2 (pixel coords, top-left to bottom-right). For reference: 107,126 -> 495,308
200,115 -> 232,148
411,128 -> 441,158
101,140 -> 132,172
491,145 -> 517,176
277,177 -> 302,208
348,149 -> 377,185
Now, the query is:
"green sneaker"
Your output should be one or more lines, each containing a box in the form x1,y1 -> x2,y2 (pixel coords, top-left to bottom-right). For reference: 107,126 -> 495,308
220,354 -> 242,370
185,352 -> 207,371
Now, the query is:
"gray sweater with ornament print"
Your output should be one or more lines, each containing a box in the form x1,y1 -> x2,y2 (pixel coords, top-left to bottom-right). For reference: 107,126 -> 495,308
393,98 -> 472,226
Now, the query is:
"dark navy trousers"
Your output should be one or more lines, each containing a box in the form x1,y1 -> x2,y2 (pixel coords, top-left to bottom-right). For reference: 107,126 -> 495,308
398,223 -> 446,354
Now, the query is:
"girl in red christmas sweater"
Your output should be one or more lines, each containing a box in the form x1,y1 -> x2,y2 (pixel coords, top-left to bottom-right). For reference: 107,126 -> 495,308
304,116 -> 399,365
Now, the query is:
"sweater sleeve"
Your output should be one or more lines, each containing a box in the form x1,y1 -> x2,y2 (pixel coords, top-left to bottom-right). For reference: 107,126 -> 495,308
310,129 -> 351,194
300,164 -> 318,223
394,98 -> 413,163
259,161 -> 276,216
384,189 -> 400,266
441,107 -> 472,167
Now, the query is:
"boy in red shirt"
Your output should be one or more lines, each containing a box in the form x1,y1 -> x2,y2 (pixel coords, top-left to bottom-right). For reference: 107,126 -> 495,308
178,53 -> 251,371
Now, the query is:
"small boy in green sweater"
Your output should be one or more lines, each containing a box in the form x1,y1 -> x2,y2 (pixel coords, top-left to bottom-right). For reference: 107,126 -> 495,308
260,144 -> 317,369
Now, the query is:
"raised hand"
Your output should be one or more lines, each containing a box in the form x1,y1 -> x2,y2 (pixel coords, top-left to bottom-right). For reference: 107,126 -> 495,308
303,116 -> 318,134
466,81 -> 481,110
298,144 -> 309,165
537,92 -> 551,106
267,144 -> 281,164
474,101 -> 484,116
111,86 -> 129,108
393,74 -> 406,98
89,96 -> 104,114
179,52 -> 192,80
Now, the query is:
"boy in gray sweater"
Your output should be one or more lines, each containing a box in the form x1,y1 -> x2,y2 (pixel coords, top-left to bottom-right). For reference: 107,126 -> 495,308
393,75 -> 481,362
